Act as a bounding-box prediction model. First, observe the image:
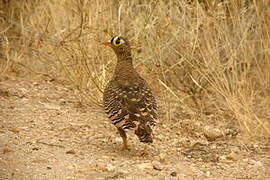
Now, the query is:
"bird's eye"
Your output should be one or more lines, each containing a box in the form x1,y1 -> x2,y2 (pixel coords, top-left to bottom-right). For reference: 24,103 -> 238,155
115,38 -> 121,45
113,37 -> 124,47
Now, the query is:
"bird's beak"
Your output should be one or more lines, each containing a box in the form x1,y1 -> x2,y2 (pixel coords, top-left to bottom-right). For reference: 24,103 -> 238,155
101,41 -> 111,46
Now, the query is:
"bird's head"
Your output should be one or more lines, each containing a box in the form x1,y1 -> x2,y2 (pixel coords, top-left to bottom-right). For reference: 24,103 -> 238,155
101,36 -> 131,56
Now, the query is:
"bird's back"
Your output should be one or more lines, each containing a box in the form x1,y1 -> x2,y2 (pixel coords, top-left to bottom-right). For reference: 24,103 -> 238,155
103,76 -> 157,142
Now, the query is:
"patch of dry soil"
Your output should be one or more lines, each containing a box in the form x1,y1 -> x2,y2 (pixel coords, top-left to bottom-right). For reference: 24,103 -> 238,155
0,74 -> 269,180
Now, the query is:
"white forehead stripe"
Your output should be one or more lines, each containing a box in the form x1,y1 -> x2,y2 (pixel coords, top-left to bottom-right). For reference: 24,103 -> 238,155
111,36 -> 119,43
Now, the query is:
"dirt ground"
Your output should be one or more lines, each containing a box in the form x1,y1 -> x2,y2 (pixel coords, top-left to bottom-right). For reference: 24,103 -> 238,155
0,74 -> 270,180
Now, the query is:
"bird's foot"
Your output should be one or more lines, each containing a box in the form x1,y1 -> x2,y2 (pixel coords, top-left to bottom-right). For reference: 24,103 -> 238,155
122,143 -> 130,151
139,144 -> 149,156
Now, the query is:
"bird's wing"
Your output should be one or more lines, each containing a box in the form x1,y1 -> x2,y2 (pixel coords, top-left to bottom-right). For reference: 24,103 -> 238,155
103,80 -> 157,129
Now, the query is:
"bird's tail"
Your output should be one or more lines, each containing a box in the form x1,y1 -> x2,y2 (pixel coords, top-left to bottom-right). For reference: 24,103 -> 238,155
135,123 -> 153,143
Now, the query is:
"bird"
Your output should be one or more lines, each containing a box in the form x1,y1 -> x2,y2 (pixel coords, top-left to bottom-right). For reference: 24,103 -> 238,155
101,36 -> 158,150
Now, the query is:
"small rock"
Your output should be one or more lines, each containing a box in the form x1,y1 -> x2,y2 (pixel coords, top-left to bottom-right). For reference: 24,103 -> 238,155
170,171 -> 177,177
32,147 -> 40,151
66,150 -> 76,154
3,147 -> 13,154
18,88 -> 28,97
219,155 -> 231,163
113,137 -> 122,143
230,146 -> 241,153
253,144 -> 259,148
205,171 -> 211,177
105,164 -> 115,172
152,160 -> 163,171
137,162 -> 152,169
226,151 -> 240,161
10,128 -> 20,133
157,153 -> 166,163
203,125 -> 224,141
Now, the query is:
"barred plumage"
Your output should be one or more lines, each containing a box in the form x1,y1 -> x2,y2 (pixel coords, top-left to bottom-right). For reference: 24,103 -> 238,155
102,36 -> 158,150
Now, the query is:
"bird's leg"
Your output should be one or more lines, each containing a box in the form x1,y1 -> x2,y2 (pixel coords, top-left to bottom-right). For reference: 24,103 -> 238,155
140,143 -> 149,156
117,128 -> 129,150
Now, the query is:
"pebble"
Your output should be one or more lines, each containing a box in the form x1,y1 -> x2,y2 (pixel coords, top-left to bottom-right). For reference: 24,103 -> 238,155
106,163 -> 116,171
226,151 -> 240,161
3,147 -> 13,154
157,153 -> 166,163
66,150 -> 76,154
205,171 -> 211,177
10,128 -> 20,133
170,171 -> 177,177
152,160 -> 163,171
137,162 -> 152,169
113,137 -> 123,143
203,125 -> 223,141
219,155 -> 231,163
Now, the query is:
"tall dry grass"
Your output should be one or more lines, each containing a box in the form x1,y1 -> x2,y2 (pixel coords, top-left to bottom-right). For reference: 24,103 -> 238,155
1,0 -> 269,141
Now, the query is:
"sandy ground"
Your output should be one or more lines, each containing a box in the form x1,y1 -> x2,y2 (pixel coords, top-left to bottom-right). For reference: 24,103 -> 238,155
0,74 -> 270,180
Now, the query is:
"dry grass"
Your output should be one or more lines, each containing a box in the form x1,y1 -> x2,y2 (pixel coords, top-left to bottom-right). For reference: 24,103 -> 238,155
1,0 -> 269,140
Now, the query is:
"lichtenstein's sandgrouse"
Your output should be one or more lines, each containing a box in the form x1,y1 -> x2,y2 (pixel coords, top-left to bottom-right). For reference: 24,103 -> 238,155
102,36 -> 158,150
